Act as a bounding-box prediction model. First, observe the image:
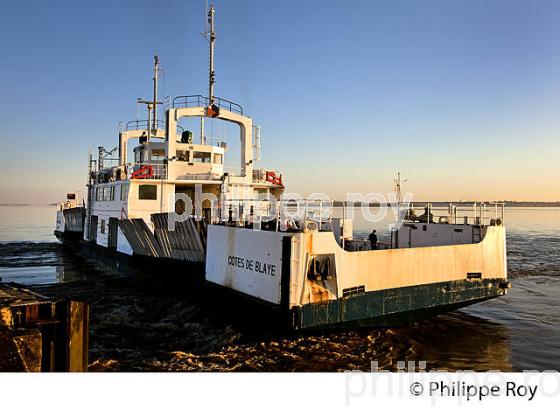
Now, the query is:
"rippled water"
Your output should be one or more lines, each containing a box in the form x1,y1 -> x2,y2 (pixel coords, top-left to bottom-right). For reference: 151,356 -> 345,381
0,205 -> 559,371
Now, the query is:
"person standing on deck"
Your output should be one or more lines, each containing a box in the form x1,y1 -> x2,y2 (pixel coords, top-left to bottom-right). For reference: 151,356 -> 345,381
418,206 -> 434,223
368,229 -> 378,250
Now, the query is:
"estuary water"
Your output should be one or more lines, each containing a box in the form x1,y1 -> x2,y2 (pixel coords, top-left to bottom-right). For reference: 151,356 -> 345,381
0,205 -> 559,371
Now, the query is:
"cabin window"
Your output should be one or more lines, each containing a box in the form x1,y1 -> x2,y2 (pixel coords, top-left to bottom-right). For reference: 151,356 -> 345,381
139,184 -> 157,200
134,149 -> 149,164
193,151 -> 211,163
100,219 -> 106,234
110,186 -> 115,201
103,186 -> 111,201
177,150 -> 190,162
96,187 -> 103,202
213,153 -> 223,164
151,149 -> 165,161
120,185 -> 127,201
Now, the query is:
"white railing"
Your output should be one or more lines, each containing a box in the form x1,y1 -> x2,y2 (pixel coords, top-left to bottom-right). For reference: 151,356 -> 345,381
95,163 -> 167,183
403,202 -> 505,226
176,172 -> 223,181
343,238 -> 391,251
219,198 -> 333,232
252,169 -> 283,184
128,163 -> 167,180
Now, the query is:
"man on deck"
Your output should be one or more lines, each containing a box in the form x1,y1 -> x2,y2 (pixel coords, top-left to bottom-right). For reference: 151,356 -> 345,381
368,229 -> 378,250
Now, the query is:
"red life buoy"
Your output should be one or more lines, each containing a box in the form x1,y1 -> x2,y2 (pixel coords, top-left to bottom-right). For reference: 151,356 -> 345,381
131,165 -> 153,179
265,171 -> 283,186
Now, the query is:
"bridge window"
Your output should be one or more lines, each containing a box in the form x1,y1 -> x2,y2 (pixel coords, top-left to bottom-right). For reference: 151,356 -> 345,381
139,185 -> 157,200
120,185 -> 128,201
213,153 -> 223,164
193,152 -> 211,163
151,149 -> 165,161
96,187 -> 104,202
177,150 -> 190,162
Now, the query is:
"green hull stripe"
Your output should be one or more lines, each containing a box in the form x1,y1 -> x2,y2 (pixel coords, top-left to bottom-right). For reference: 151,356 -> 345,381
294,278 -> 507,329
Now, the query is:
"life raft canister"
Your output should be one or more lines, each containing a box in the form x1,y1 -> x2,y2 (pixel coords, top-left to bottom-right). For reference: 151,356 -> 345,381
265,171 -> 283,186
131,165 -> 153,179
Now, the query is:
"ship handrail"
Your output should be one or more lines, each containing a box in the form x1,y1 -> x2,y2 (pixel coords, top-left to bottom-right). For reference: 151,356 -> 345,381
93,162 -> 167,183
220,198 -> 334,231
125,119 -> 185,133
175,172 -> 223,181
125,119 -> 165,131
172,94 -> 244,115
402,202 -> 506,226
252,169 -> 283,184
345,238 -> 392,250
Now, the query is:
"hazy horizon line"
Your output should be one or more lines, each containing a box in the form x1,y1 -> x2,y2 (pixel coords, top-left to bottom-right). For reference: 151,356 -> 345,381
2,200 -> 560,207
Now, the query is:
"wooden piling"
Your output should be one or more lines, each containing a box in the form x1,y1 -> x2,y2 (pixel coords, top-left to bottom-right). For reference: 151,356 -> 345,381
0,284 -> 89,372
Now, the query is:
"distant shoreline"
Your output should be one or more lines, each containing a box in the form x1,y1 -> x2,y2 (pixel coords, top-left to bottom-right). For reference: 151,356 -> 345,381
332,201 -> 560,208
0,201 -> 559,208
0,203 -> 57,207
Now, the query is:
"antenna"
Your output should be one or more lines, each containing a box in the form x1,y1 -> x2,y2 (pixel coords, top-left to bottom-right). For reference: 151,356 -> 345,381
207,4 -> 216,105
97,146 -> 117,171
394,171 -> 408,205
137,56 -> 162,141
152,55 -> 160,130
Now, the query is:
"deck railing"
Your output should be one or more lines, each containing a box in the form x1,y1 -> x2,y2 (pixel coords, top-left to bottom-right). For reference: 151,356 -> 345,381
125,119 -> 166,131
125,120 -> 185,134
94,163 -> 167,183
343,238 -> 391,251
252,169 -> 283,184
219,198 -> 334,231
172,95 -> 244,115
176,172 -> 223,181
403,202 -> 505,226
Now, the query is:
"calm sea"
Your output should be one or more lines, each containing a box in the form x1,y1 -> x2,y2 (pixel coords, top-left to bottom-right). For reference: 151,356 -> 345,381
0,205 -> 559,371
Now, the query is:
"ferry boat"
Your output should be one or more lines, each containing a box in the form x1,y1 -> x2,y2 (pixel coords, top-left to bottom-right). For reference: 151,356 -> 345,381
55,5 -> 510,329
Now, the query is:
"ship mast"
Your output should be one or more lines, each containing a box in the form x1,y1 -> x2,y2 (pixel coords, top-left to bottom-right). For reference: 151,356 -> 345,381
201,4 -> 216,144
152,55 -> 160,130
394,171 -> 409,223
137,55 -> 162,142
208,4 -> 216,106
395,171 -> 403,205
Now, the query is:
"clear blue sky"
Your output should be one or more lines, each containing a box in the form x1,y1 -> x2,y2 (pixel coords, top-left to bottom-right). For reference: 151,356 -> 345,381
1,0 -> 559,203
